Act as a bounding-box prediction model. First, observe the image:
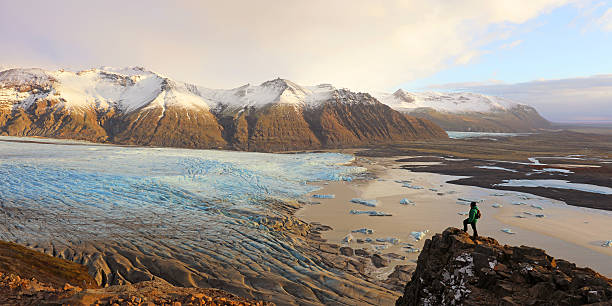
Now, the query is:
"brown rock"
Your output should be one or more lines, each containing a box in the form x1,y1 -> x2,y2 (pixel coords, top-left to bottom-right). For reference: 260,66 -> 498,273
370,254 -> 389,268
396,227 -> 612,306
339,247 -> 354,257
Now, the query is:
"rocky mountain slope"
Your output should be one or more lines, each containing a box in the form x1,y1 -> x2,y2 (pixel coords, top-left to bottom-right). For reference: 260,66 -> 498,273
0,67 -> 447,151
0,239 -> 269,305
375,90 -> 551,132
397,228 -> 612,305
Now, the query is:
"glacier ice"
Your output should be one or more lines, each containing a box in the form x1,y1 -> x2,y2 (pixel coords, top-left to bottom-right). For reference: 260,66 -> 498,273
349,210 -> 392,216
352,228 -> 374,234
375,237 -> 400,244
313,194 -> 335,199
400,198 -> 415,205
410,230 -> 429,241
350,198 -> 377,207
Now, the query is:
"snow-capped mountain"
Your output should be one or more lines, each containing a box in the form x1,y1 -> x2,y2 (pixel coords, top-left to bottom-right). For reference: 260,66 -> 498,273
374,89 -> 519,113
374,89 -> 550,132
0,67 -> 447,151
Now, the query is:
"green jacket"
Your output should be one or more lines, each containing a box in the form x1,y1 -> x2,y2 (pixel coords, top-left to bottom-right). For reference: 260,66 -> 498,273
468,206 -> 479,223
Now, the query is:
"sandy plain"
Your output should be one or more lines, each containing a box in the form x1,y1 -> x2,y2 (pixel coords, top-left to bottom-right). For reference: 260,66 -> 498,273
297,156 -> 612,278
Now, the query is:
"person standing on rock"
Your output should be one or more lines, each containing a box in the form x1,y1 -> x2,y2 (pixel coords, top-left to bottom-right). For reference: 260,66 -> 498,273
462,202 -> 480,239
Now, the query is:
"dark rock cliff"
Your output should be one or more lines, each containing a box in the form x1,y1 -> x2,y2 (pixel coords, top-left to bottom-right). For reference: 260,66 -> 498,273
397,228 -> 612,305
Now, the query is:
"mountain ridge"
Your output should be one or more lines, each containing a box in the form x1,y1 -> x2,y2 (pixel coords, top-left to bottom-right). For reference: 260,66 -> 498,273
374,90 -> 551,132
0,66 -> 447,151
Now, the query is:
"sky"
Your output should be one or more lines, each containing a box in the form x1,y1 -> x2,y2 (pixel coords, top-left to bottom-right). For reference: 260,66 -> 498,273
0,0 -> 611,122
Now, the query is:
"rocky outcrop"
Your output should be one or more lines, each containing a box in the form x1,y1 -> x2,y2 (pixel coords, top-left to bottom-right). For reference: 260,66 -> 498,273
397,228 -> 612,305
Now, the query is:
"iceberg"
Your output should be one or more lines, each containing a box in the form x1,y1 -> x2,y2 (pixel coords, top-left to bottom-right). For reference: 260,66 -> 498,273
404,247 -> 420,253
410,230 -> 429,241
350,198 -> 378,207
313,194 -> 335,199
349,210 -> 392,216
457,198 -> 481,203
400,198 -> 415,205
402,183 -> 424,189
352,228 -> 374,234
376,237 -> 400,244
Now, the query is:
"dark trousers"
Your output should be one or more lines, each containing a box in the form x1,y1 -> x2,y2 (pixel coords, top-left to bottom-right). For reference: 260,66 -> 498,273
463,218 -> 478,238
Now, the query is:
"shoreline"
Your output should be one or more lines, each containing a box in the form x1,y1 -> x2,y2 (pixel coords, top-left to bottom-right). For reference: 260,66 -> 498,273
296,156 -> 612,277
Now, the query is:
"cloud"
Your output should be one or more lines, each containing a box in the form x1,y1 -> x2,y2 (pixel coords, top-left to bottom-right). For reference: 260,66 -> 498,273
425,74 -> 612,123
0,0 -> 576,90
500,40 -> 523,49
598,8 -> 612,31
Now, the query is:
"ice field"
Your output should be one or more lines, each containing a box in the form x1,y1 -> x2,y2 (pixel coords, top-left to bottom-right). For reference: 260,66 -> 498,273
0,137 -> 394,305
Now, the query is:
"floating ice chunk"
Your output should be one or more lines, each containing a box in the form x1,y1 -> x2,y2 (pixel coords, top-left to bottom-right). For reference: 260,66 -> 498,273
515,215 -> 526,218
530,204 -> 544,210
491,203 -> 503,208
497,179 -> 612,195
501,228 -> 515,234
404,247 -> 420,253
540,168 -> 573,174
343,234 -> 354,243
456,201 -> 469,205
349,210 -> 392,216
429,188 -> 438,192
535,214 -> 545,218
491,193 -> 506,196
403,183 -> 424,189
352,228 -> 374,234
458,212 -> 469,215
365,238 -> 373,243
602,240 -> 612,247
458,198 -> 482,203
342,176 -> 353,182
410,230 -> 429,241
512,202 -> 526,205
376,237 -> 400,244
395,179 -> 411,183
400,198 -> 415,205
350,198 -> 378,207
523,211 -> 533,215
528,157 -> 542,165
312,194 -> 335,199
476,166 -> 518,172
374,244 -> 390,250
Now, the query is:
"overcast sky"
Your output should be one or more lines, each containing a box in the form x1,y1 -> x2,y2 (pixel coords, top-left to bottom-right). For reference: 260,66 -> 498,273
1,0 -> 611,122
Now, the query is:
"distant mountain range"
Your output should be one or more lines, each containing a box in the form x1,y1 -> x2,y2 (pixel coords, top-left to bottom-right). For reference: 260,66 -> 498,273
0,67 -> 446,151
374,90 -> 551,132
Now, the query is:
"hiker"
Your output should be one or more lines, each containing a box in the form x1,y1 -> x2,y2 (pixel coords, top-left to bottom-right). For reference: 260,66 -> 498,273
462,201 -> 480,238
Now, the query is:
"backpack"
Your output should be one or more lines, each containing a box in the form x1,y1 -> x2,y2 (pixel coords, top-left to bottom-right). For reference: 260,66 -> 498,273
475,208 -> 482,219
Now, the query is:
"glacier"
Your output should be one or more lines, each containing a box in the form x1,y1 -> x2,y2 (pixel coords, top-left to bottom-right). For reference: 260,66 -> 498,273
0,137 -> 391,305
